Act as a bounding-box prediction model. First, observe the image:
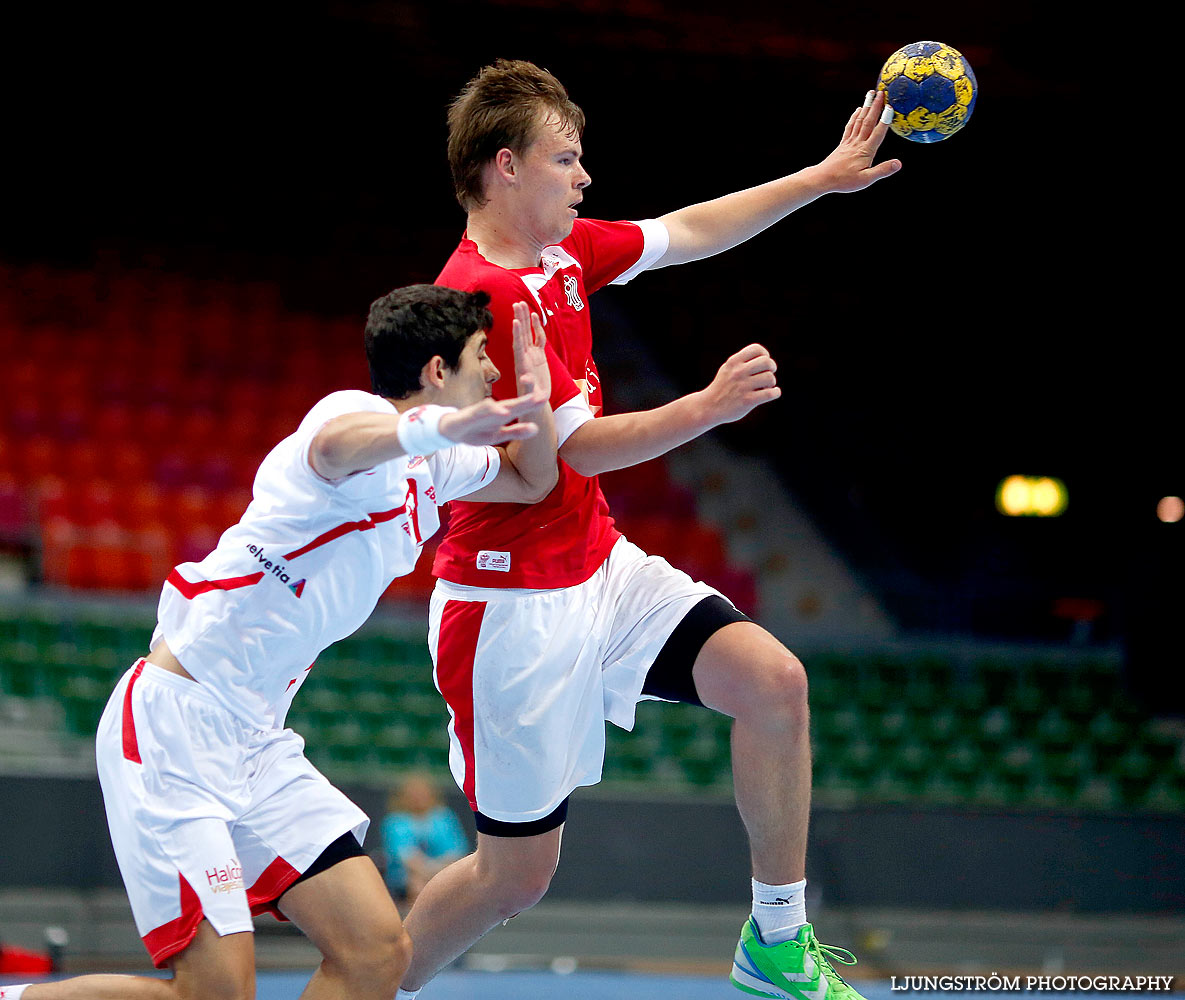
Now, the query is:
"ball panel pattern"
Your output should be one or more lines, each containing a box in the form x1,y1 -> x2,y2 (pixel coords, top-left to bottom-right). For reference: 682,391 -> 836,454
876,40 -> 976,143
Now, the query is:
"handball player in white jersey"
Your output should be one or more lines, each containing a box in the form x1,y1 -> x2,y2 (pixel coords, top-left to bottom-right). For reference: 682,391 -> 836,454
3,288 -> 557,1000
395,62 -> 901,1000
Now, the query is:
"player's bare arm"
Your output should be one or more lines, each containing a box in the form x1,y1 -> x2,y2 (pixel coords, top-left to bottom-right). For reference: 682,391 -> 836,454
560,343 -> 780,478
655,90 -> 901,269
308,390 -> 546,481
457,301 -> 559,502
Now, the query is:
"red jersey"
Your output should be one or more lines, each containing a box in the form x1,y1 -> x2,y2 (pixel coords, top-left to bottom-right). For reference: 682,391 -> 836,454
434,217 -> 670,588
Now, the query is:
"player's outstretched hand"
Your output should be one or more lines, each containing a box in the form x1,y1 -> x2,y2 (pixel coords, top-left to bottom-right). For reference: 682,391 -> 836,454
438,391 -> 544,446
815,89 -> 902,194
702,344 -> 781,424
511,301 -> 551,403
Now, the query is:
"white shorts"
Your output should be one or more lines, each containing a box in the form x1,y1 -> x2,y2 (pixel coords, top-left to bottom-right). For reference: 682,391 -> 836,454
95,660 -> 369,968
428,537 -> 723,824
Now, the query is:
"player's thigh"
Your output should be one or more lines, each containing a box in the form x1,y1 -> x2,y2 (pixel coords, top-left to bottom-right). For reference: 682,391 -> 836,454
169,920 -> 255,1000
278,855 -> 410,966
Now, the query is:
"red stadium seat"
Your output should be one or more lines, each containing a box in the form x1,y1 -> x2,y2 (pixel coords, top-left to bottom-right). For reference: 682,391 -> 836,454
0,473 -> 30,541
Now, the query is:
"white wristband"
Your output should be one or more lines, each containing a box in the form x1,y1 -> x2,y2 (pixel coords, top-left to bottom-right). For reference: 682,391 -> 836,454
396,404 -> 457,457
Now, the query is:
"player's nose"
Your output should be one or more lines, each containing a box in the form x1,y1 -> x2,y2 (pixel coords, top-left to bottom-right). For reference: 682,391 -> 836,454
576,164 -> 591,188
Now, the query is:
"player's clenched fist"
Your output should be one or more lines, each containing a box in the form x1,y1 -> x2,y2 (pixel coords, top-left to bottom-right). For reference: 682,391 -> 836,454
701,343 -> 781,424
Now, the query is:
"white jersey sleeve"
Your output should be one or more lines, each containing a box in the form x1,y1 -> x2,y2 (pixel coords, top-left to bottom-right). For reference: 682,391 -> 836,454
554,394 -> 595,446
427,444 -> 502,504
609,219 -> 670,286
289,389 -> 401,490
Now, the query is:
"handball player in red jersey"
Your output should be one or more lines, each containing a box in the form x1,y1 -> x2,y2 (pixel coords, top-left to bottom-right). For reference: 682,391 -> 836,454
395,60 -> 901,1000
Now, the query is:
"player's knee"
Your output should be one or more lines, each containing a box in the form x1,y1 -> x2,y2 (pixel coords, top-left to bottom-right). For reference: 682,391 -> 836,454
361,919 -> 413,983
748,649 -> 808,728
377,923 -> 415,984
488,862 -> 557,917
323,917 -> 413,987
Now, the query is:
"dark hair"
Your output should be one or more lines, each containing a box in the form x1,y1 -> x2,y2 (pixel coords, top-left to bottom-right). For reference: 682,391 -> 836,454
365,285 -> 493,399
447,58 -> 585,212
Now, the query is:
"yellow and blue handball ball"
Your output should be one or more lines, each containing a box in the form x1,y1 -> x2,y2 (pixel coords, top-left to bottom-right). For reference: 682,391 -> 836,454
877,40 -> 977,142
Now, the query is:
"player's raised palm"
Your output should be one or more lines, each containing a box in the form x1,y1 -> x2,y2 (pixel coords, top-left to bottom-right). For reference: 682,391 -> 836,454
816,89 -> 902,193
511,300 -> 551,403
438,302 -> 550,446
438,392 -> 544,446
702,343 -> 781,424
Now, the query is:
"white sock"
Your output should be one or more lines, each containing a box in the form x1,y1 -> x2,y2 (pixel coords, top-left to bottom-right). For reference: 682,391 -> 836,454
396,989 -> 421,999
0,986 -> 31,999
751,877 -> 808,945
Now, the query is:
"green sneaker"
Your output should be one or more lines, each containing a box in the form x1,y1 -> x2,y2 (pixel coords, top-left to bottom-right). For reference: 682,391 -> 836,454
729,918 -> 865,1000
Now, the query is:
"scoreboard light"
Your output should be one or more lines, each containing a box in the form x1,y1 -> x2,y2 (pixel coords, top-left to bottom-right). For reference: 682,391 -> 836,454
996,475 -> 1068,517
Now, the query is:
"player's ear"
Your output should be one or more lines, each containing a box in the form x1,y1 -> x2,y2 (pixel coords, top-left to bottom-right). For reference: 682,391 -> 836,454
494,147 -> 516,179
420,355 -> 448,391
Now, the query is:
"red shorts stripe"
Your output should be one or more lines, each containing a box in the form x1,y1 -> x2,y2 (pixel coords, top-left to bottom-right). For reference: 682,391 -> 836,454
435,600 -> 487,811
246,855 -> 302,921
122,658 -> 146,763
166,569 -> 265,600
142,873 -> 204,969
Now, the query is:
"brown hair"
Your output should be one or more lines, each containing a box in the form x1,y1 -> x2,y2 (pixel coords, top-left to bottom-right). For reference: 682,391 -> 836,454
447,58 -> 585,212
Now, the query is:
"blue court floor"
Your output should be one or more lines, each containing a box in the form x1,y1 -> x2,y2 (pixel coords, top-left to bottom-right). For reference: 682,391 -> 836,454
7,971 -> 1174,999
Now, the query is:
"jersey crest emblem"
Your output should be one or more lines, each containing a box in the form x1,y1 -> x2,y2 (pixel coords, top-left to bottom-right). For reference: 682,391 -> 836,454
563,275 -> 584,312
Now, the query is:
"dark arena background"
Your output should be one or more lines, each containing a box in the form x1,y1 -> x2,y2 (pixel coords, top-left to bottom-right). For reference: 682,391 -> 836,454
2,1 -> 1181,995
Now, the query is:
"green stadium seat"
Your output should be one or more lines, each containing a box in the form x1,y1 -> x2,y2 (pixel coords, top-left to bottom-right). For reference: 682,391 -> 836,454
901,674 -> 942,713
1011,679 -> 1046,725
894,739 -> 933,782
918,771 -> 969,804
837,737 -> 878,783
1035,708 -> 1081,753
59,674 -> 111,734
1076,775 -> 1121,810
856,674 -> 891,713
806,672 -> 840,711
969,771 -> 1014,807
873,707 -> 911,747
942,739 -> 986,784
0,639 -> 40,697
1143,777 -> 1185,812
977,705 -> 1013,748
1087,709 -> 1132,756
867,767 -> 914,803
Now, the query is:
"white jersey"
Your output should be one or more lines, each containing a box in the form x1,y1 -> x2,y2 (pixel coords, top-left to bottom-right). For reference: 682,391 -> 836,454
151,390 -> 500,731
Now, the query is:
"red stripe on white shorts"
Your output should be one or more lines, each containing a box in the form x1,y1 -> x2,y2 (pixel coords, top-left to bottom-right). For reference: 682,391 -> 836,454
122,658 -> 146,763
142,873 -> 204,969
435,599 -> 487,811
246,855 -> 302,921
